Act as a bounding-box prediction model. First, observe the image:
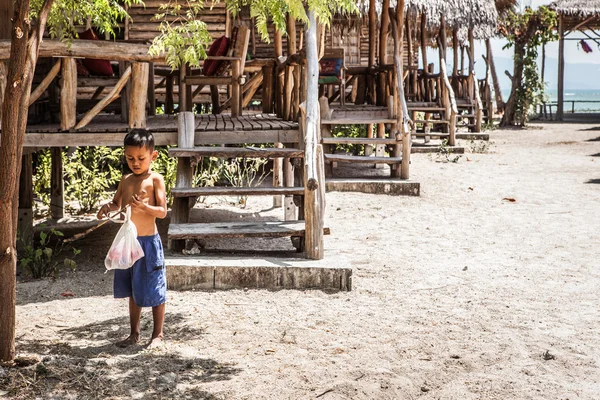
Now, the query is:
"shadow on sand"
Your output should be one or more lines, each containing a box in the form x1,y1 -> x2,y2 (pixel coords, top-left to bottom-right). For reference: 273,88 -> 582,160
5,313 -> 238,399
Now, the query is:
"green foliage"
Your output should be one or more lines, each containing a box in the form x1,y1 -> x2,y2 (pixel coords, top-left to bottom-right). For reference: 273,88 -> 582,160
227,0 -> 358,43
468,139 -> 493,154
149,0 -> 213,69
500,6 -> 558,125
18,227 -> 80,279
435,139 -> 461,163
64,147 -> 122,213
33,150 -> 52,212
331,124 -> 367,155
221,157 -> 269,207
152,147 -> 178,206
29,0 -> 143,40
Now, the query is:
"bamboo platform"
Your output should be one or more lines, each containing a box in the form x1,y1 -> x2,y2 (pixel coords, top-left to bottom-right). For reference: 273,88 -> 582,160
9,113 -> 299,147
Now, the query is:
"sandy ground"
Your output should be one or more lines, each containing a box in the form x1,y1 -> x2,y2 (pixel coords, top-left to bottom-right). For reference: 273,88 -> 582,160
2,121 -> 600,399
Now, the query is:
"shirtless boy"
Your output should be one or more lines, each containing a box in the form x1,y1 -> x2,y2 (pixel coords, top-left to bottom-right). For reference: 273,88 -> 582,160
97,129 -> 168,349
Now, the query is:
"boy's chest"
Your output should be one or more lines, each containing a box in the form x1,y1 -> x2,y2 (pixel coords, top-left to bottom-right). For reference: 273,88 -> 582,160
122,177 -> 156,204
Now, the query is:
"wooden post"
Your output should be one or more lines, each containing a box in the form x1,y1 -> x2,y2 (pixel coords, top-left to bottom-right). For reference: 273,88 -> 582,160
274,29 -> 284,116
50,148 -> 64,220
377,0 -> 390,106
262,64 -> 274,113
119,61 -> 129,123
452,27 -> 459,76
129,62 -> 149,129
420,13 -> 428,74
148,62 -> 156,116
304,9 -> 325,260
273,143 -> 284,208
283,156 -> 296,220
169,111 -> 195,252
166,75 -> 174,114
17,153 -> 33,251
179,64 -> 188,112
285,14 -> 297,120
389,1 -> 410,179
231,60 -> 241,117
557,14 -> 565,121
60,57 -> 76,131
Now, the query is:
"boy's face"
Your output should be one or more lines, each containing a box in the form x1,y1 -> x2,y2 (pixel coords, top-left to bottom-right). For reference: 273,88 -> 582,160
124,145 -> 158,176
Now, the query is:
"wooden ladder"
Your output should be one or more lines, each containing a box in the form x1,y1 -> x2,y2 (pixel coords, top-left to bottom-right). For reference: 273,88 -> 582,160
168,112 -> 329,258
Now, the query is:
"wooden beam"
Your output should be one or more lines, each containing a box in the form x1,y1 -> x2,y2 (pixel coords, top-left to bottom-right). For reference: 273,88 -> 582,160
18,154 -> 33,250
0,39 -> 164,62
75,65 -> 132,130
29,59 -> 61,106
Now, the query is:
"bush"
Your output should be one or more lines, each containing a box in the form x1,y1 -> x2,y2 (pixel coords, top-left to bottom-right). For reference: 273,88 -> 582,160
64,147 -> 122,213
18,227 -> 80,279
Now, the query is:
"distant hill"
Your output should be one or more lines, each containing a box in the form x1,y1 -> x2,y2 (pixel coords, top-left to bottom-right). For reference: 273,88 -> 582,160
486,56 -> 600,92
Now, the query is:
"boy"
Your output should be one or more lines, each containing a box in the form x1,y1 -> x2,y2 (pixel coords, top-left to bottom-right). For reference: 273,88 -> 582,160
97,129 -> 168,349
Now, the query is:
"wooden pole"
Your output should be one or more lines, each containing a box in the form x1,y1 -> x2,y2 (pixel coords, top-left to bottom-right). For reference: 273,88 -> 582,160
453,27 -> 459,76
377,0 -> 390,106
169,111 -> 195,252
303,9 -> 325,260
50,148 -> 63,220
17,153 -> 33,251
420,13 -> 428,72
284,15 -> 297,120
129,62 -> 149,129
60,58 -> 77,131
147,62 -> 156,116
486,38 -> 505,113
274,28 -> 285,205
389,1 -> 411,179
557,14 -> 565,121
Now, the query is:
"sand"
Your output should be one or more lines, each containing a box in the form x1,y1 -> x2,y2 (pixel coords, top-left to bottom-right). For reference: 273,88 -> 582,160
2,121 -> 600,399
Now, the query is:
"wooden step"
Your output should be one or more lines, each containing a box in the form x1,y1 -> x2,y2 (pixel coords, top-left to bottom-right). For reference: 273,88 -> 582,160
412,132 -> 450,138
172,186 -> 305,197
414,120 -> 450,125
325,154 -> 402,164
321,117 -> 397,125
407,106 -> 445,112
168,221 -> 331,240
322,137 -> 399,145
458,114 -> 476,118
169,146 -> 304,159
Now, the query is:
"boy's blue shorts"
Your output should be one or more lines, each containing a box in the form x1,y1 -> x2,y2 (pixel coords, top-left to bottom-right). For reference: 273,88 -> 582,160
114,233 -> 167,307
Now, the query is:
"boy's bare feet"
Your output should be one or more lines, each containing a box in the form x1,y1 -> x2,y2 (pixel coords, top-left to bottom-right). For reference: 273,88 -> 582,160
147,335 -> 164,349
116,334 -> 140,348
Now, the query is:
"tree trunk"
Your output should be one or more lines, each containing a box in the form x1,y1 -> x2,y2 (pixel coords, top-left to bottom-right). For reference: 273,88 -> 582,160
486,38 -> 505,113
500,42 -> 525,127
0,0 -> 53,362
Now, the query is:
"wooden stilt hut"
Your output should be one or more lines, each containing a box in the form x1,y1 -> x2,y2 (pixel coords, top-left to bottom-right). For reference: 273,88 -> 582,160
550,0 -> 600,121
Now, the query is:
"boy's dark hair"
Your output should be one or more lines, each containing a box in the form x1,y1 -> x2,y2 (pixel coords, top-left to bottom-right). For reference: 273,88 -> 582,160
124,129 -> 155,151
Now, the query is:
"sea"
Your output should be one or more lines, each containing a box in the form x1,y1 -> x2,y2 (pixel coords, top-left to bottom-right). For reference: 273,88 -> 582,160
500,89 -> 600,113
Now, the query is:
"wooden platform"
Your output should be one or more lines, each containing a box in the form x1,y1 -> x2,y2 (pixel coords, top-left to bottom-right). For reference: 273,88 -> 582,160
9,113 -> 299,147
166,255 -> 352,291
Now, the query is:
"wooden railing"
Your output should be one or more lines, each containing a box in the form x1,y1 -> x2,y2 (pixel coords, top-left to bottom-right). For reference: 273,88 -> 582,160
440,61 -> 458,146
0,40 -> 159,130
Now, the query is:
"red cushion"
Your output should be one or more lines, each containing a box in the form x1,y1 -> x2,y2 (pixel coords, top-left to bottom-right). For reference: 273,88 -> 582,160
78,29 -> 114,77
202,36 -> 230,76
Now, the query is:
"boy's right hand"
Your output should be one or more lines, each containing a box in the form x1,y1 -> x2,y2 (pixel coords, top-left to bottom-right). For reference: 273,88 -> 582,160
97,203 -> 110,220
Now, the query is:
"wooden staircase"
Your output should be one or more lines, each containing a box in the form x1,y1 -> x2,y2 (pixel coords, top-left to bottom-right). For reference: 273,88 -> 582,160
168,112 -> 328,259
320,102 -> 407,178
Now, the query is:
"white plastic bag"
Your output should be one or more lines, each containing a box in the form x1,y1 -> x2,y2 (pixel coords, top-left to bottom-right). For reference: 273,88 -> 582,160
105,207 -> 144,270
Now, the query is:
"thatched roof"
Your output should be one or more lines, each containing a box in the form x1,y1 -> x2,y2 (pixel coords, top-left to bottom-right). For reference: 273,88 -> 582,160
550,0 -> 600,17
